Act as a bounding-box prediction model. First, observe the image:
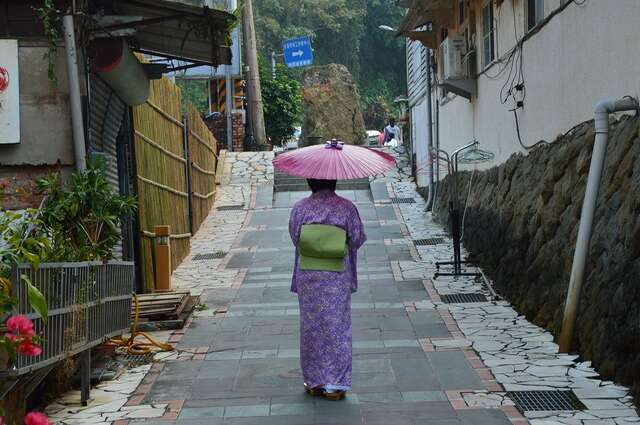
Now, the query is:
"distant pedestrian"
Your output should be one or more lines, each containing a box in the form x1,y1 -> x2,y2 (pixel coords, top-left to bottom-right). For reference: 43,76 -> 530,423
288,178 -> 367,401
384,118 -> 401,145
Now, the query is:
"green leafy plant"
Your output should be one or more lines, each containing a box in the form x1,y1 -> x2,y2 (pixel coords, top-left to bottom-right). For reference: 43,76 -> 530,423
36,157 -> 137,261
33,0 -> 61,84
259,60 -> 303,146
0,210 -> 49,364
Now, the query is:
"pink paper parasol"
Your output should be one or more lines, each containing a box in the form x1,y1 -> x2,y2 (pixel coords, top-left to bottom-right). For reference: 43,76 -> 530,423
273,139 -> 396,180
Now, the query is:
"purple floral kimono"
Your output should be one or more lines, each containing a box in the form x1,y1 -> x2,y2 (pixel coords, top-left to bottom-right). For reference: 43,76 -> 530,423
289,189 -> 367,391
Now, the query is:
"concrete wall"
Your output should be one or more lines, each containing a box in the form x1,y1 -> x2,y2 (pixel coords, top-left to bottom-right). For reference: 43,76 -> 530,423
433,0 -> 640,170
0,40 -> 74,166
0,40 -> 76,209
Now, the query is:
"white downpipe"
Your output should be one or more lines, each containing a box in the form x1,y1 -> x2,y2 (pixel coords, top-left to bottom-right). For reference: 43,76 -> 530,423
63,14 -> 87,173
558,97 -> 639,353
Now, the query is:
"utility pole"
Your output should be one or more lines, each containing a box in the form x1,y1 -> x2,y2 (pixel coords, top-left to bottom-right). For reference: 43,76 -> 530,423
241,0 -> 267,146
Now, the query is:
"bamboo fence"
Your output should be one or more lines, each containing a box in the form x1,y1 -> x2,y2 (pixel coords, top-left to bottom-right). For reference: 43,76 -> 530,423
132,77 -> 191,292
187,103 -> 218,233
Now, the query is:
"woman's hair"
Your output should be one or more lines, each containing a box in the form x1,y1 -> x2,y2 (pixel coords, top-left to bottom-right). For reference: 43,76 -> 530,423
307,179 -> 337,193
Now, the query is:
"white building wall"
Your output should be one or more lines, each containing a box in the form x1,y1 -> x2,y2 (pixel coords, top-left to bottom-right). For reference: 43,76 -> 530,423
412,97 -> 431,187
435,0 -> 640,170
406,38 -> 432,187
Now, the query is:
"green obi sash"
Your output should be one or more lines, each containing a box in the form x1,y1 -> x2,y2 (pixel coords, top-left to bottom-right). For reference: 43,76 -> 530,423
299,224 -> 347,272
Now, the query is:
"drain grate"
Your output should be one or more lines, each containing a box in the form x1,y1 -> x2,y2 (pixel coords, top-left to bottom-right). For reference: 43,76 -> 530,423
117,353 -> 155,368
217,205 -> 245,211
414,238 -> 446,246
507,390 -> 586,412
441,293 -> 488,303
193,251 -> 227,261
390,197 -> 416,204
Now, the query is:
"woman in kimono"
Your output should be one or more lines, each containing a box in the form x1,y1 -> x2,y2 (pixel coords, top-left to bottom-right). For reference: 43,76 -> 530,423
289,178 -> 367,401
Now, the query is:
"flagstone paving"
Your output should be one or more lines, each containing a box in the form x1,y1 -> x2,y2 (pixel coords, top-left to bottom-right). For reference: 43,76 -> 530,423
45,150 -> 639,425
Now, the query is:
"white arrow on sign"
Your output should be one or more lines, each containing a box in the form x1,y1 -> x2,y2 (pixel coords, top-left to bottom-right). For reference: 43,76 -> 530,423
292,50 -> 304,57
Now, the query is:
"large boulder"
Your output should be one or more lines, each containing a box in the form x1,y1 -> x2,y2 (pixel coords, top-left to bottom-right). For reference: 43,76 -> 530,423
301,64 -> 366,146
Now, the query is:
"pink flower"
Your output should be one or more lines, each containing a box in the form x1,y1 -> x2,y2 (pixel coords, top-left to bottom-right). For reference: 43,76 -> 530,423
0,178 -> 8,190
6,315 -> 35,336
17,340 -> 42,357
24,412 -> 51,425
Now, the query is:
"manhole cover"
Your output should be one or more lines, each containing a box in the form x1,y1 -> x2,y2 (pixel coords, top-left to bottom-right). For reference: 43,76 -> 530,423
217,205 -> 245,211
414,238 -> 446,246
390,197 -> 416,204
507,390 -> 586,412
193,252 -> 227,261
440,293 -> 488,303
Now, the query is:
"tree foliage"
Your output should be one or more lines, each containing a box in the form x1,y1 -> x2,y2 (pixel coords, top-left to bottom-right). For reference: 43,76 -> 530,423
176,78 -> 209,115
253,0 -> 406,128
259,61 -> 303,146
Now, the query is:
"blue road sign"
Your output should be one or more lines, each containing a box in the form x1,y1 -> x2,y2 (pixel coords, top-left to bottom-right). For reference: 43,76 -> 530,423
283,36 -> 313,68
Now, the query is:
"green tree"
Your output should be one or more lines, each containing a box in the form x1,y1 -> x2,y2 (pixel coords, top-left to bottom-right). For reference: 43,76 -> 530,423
252,0 -> 406,126
175,78 -> 209,115
260,61 -> 303,146
254,0 -> 366,80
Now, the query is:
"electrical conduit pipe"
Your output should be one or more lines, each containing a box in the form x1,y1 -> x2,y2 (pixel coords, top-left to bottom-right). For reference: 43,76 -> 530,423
558,97 -> 639,353
63,15 -> 87,173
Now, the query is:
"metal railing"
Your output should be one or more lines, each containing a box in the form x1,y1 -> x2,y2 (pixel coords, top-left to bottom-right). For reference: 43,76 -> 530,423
3,261 -> 134,376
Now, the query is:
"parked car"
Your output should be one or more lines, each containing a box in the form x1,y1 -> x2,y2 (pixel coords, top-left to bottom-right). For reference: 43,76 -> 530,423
366,130 -> 382,147
285,126 -> 302,150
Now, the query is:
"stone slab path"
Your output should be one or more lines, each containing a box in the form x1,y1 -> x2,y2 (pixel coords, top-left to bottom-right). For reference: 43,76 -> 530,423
45,149 -> 638,425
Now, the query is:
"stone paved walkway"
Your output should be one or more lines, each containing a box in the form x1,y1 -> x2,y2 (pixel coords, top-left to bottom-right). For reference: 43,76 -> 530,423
45,149 -> 639,425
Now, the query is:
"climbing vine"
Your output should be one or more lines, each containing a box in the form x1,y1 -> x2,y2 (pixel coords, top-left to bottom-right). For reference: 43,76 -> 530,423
33,0 -> 61,84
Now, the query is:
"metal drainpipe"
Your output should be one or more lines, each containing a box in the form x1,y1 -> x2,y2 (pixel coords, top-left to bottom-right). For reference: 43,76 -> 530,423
63,14 -> 87,172
424,49 -> 435,211
558,97 -> 639,353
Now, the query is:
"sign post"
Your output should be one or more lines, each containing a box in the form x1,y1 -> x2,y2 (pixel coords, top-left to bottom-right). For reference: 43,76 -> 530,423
283,36 -> 313,69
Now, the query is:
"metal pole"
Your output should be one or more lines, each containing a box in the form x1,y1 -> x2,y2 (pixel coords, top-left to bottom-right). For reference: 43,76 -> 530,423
63,14 -> 87,172
271,51 -> 276,79
225,68 -> 233,151
207,79 -> 212,115
558,97 -> 639,352
226,0 -> 236,151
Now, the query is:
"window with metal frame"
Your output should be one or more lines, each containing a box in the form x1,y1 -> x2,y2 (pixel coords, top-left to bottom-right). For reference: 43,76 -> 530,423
482,1 -> 495,68
527,0 -> 545,30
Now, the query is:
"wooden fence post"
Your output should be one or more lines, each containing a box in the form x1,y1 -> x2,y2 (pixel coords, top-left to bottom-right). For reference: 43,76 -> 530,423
183,114 -> 193,235
154,225 -> 172,292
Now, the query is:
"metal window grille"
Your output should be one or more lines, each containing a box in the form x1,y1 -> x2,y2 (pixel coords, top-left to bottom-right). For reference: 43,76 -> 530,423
3,261 -> 134,376
507,390 -> 586,412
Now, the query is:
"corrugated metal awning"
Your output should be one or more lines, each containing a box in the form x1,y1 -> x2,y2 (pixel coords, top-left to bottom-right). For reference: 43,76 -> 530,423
91,0 -> 236,67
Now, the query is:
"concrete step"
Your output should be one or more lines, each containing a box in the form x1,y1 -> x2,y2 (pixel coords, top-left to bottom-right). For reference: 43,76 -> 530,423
274,170 -> 371,192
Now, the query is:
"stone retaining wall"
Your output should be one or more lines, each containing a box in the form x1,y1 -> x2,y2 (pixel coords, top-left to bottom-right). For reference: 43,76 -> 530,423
431,115 -> 640,399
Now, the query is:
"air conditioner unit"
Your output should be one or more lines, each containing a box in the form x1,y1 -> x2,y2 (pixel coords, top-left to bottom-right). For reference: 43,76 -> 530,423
440,36 -> 467,80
